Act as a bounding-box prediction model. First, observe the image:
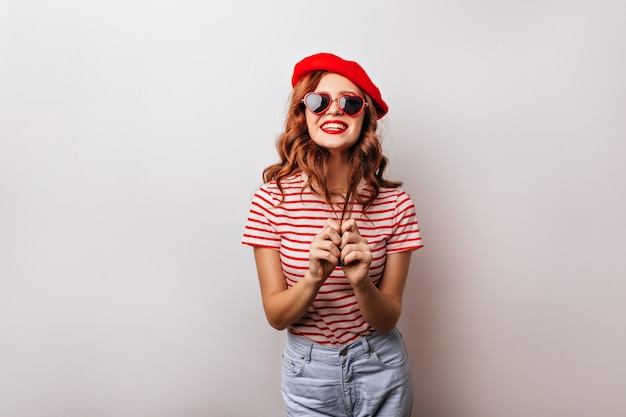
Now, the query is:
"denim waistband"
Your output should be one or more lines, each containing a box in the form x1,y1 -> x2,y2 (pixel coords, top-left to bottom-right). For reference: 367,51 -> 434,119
286,328 -> 401,365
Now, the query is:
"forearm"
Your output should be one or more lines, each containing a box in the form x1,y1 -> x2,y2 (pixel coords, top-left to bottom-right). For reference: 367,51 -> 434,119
352,280 -> 402,334
262,273 -> 322,330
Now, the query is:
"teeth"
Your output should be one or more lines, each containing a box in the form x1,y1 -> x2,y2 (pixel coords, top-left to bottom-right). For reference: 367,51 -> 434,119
322,123 -> 346,130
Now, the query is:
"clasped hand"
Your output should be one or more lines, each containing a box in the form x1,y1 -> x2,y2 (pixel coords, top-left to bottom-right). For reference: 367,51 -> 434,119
308,218 -> 372,287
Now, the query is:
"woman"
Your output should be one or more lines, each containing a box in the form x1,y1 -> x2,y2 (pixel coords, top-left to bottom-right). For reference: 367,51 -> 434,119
242,52 -> 422,416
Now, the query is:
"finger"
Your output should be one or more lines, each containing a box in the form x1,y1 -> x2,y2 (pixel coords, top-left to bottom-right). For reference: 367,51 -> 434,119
323,218 -> 342,246
339,219 -> 353,249
314,227 -> 338,244
310,248 -> 340,267
325,218 -> 341,232
340,218 -> 360,235
340,223 -> 368,249
341,244 -> 372,266
311,239 -> 341,260
340,218 -> 354,233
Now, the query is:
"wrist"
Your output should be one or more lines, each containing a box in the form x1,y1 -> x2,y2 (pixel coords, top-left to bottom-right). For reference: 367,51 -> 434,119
350,276 -> 374,292
303,272 -> 325,290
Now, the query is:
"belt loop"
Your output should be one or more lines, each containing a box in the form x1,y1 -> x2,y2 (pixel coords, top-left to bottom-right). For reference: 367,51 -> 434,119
361,333 -> 372,358
307,339 -> 314,362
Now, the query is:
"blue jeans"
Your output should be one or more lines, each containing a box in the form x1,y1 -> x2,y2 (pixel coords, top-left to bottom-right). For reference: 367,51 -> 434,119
281,328 -> 413,416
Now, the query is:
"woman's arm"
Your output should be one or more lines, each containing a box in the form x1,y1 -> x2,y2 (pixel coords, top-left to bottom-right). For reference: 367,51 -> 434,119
253,219 -> 342,330
253,247 -> 321,330
350,251 -> 413,334
339,217 -> 413,333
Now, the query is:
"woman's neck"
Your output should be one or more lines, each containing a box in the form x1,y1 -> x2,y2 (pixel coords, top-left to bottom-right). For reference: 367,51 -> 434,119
325,152 -> 350,194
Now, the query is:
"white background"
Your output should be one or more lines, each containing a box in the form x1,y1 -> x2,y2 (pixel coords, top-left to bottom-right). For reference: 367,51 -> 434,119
1,1 -> 625,416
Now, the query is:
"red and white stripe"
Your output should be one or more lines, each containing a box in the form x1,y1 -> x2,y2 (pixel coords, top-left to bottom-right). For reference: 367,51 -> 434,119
243,173 -> 422,346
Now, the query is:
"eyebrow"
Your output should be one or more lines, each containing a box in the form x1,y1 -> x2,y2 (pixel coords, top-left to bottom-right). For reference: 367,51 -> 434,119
316,90 -> 361,95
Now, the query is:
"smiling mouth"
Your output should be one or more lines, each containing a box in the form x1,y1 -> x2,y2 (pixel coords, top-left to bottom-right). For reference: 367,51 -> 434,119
321,121 -> 347,134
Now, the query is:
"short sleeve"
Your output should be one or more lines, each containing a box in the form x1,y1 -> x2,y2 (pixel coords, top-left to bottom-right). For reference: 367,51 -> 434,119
386,190 -> 423,253
242,184 -> 281,250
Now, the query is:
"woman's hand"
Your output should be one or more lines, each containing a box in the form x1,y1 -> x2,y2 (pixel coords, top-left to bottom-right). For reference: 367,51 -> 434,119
339,219 -> 373,287
308,218 -> 342,285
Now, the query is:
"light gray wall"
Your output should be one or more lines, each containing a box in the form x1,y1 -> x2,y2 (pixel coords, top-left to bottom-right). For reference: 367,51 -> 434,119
1,1 -> 624,416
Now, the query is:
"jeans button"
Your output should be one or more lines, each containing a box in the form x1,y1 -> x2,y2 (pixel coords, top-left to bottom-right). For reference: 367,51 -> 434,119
340,348 -> 348,356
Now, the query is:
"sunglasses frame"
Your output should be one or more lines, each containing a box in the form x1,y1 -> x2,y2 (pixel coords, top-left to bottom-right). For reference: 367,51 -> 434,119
302,92 -> 368,117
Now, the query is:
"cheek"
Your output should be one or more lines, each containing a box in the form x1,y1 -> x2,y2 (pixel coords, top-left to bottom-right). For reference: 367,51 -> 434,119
305,113 -> 314,129
350,118 -> 365,139
305,113 -> 320,137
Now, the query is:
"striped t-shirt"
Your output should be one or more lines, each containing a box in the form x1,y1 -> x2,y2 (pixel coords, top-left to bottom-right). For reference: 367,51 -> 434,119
242,173 -> 422,346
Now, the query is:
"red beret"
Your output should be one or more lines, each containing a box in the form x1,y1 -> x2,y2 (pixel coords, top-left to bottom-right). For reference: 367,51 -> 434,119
291,52 -> 388,119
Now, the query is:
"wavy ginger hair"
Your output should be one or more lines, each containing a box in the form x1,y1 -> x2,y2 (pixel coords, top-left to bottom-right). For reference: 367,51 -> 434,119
262,71 -> 401,218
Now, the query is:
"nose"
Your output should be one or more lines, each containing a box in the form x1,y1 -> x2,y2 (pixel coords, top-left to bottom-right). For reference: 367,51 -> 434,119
326,98 -> 343,115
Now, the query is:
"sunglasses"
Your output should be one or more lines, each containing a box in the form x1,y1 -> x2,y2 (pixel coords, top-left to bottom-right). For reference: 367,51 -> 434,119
302,92 -> 367,117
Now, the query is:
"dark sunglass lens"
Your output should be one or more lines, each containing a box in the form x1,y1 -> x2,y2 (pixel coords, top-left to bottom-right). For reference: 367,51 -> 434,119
339,96 -> 364,115
305,93 -> 331,114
